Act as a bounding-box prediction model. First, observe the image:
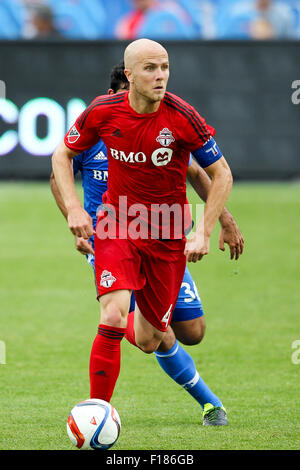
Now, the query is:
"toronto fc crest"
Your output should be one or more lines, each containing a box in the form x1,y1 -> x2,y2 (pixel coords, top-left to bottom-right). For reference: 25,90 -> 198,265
100,270 -> 116,288
156,128 -> 175,147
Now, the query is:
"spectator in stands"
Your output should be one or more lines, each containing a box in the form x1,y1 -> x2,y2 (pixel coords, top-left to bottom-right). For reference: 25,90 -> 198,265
29,3 -> 63,40
216,0 -> 295,39
249,0 -> 295,39
114,0 -> 196,39
0,0 -> 25,39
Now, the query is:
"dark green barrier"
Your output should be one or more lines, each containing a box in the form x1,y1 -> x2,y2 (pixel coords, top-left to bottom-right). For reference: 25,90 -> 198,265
0,40 -> 299,180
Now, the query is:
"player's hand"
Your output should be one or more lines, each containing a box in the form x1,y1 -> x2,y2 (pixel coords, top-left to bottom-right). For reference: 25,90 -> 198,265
75,236 -> 95,255
219,219 -> 244,260
67,206 -> 94,240
184,231 -> 210,263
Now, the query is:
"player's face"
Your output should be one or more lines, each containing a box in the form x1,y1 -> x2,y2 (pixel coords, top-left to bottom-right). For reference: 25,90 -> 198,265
130,55 -> 169,104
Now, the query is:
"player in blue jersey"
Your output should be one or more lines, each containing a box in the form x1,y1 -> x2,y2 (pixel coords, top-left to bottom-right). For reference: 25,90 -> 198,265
50,62 -> 244,426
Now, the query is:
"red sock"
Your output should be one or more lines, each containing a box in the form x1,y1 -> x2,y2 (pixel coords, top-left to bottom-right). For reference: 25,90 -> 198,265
89,324 -> 125,402
124,311 -> 138,347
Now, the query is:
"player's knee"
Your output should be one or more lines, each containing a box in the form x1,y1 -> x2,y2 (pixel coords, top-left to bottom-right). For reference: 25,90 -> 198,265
172,318 -> 206,346
100,301 -> 127,328
156,326 -> 176,353
182,328 -> 205,345
137,342 -> 156,354
100,292 -> 130,328
136,338 -> 161,354
186,321 -> 206,345
101,309 -> 124,328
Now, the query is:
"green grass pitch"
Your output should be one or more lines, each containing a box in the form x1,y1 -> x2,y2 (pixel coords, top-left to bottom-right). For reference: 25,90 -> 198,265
0,181 -> 299,450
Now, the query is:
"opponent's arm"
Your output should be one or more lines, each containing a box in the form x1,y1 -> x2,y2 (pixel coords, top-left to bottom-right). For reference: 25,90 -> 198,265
187,159 -> 244,260
185,156 -> 233,263
52,141 -> 93,240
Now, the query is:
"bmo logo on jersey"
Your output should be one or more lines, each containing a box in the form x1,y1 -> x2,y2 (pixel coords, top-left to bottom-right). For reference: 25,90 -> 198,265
92,169 -> 108,181
110,148 -> 147,163
110,147 -> 173,167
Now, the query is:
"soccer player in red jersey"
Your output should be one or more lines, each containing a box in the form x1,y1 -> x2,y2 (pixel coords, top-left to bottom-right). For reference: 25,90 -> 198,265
52,39 -> 233,412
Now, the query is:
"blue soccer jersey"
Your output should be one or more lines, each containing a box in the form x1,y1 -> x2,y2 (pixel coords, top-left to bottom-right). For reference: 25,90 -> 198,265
73,140 -> 108,248
74,141 -> 203,320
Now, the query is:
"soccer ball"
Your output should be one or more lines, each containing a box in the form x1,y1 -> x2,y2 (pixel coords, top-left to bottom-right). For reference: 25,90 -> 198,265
67,399 -> 121,450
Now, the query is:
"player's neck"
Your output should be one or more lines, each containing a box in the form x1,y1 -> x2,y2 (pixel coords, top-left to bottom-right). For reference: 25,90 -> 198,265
128,91 -> 161,114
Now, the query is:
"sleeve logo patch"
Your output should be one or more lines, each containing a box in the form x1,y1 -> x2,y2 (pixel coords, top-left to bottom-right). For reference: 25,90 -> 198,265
67,125 -> 80,144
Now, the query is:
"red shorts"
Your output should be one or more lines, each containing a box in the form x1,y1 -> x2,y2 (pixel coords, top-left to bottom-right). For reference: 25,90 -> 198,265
94,225 -> 186,332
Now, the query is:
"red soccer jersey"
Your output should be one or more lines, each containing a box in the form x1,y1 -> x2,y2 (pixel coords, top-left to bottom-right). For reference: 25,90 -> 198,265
64,91 -> 216,239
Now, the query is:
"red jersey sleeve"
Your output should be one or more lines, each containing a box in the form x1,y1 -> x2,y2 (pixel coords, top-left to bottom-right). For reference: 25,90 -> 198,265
164,92 -> 216,152
64,96 -> 103,153
179,105 -> 216,153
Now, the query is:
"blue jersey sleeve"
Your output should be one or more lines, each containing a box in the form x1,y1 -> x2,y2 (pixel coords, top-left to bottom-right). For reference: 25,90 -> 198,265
72,153 -> 83,176
192,137 -> 223,168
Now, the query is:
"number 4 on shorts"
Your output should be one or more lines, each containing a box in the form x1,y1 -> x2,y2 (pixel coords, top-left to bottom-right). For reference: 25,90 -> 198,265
162,304 -> 173,327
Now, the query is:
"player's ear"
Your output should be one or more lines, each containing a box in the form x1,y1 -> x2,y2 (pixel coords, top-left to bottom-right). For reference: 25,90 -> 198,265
124,68 -> 133,85
107,88 -> 114,95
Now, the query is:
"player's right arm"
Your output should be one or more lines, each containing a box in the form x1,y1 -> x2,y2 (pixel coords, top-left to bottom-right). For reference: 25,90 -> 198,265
50,169 -> 94,255
52,96 -> 104,239
50,170 -> 68,219
52,141 -> 93,240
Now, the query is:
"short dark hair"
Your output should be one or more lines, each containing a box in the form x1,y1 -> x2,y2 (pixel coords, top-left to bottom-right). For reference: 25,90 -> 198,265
110,61 -> 129,93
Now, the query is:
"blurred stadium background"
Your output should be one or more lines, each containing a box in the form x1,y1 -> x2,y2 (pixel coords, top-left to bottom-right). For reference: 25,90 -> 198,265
1,0 -> 300,451
1,0 -> 300,40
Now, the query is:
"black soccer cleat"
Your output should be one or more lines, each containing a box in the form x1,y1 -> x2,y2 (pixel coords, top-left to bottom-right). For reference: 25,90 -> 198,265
202,403 -> 228,426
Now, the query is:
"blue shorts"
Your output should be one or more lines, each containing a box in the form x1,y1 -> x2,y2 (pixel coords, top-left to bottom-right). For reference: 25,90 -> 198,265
87,257 -> 203,322
172,267 -> 204,322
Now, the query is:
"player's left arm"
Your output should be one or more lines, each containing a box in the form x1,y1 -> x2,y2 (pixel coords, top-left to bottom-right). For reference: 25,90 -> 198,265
179,105 -> 232,262
204,156 -> 233,234
187,159 -> 244,260
184,156 -> 233,263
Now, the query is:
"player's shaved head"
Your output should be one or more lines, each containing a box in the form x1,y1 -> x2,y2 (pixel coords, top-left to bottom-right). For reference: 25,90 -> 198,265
124,38 -> 169,113
124,38 -> 168,70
